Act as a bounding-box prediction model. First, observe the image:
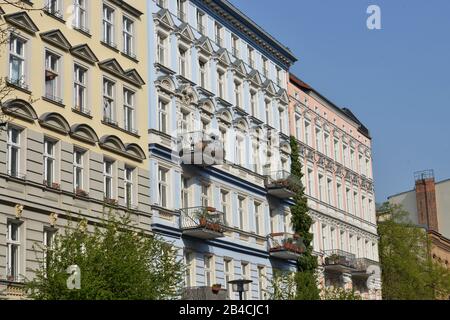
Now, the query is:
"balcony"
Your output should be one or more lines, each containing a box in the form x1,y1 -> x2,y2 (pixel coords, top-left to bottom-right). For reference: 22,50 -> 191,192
264,170 -> 301,199
352,258 -> 379,278
180,206 -> 226,240
178,131 -> 225,167
268,233 -> 305,260
323,249 -> 357,272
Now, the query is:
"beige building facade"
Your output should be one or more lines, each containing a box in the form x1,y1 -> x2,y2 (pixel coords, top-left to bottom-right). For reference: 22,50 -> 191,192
0,1 -> 150,299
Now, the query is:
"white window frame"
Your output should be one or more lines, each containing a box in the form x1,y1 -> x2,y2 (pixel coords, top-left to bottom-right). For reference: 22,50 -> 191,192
158,98 -> 169,134
103,78 -> 115,123
103,159 -> 114,200
44,50 -> 61,102
44,139 -> 56,185
7,127 -> 21,178
102,4 -> 115,46
123,88 -> 135,133
9,34 -> 27,87
74,63 -> 88,113
6,220 -> 22,282
224,258 -> 234,299
123,16 -> 134,56
124,166 -> 134,208
73,149 -> 84,191
158,166 -> 169,207
73,0 -> 88,31
204,255 -> 215,286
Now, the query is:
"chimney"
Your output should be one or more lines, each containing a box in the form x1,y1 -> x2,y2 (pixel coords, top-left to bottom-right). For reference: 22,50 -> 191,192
414,170 -> 439,232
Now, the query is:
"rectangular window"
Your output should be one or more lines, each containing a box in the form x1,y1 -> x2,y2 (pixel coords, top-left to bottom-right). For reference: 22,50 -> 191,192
124,166 -> 134,208
43,227 -> 56,270
221,190 -> 229,223
324,132 -> 330,156
231,35 -> 239,57
73,0 -> 88,31
350,148 -> 355,170
44,139 -> 56,186
235,136 -> 243,166
103,78 -> 115,124
157,33 -> 166,65
103,4 -> 115,46
346,188 -> 351,213
334,139 -> 340,161
176,0 -> 186,21
103,159 -> 114,200
45,0 -> 62,17
178,47 -> 187,77
322,224 -> 328,251
158,167 -> 168,207
74,64 -> 88,114
258,266 -> 266,300
123,88 -> 135,133
123,16 -> 134,57
234,81 -> 242,107
6,220 -> 21,281
276,67 -> 281,86
215,23 -> 223,46
73,149 -> 84,191
265,100 -> 271,125
238,196 -> 246,230
318,174 -> 324,202
304,121 -> 311,145
45,50 -> 61,102
340,231 -> 346,251
262,57 -> 268,77
217,70 -> 225,99
158,98 -> 168,133
307,168 -> 313,197
199,59 -> 207,89
185,251 -> 195,287
353,191 -> 358,216
201,184 -> 210,207
366,158 -> 371,177
315,128 -> 322,153
336,183 -> 342,209
278,108 -> 284,132
327,178 -> 333,206
181,176 -> 189,208
248,46 -> 254,68
204,255 -> 214,286
224,258 -> 233,299
254,201 -> 262,235
9,35 -> 27,87
241,262 -> 250,299
197,9 -> 205,34
295,115 -> 302,140
361,195 -> 366,220
250,91 -> 257,117
343,144 -> 348,167
7,127 -> 21,178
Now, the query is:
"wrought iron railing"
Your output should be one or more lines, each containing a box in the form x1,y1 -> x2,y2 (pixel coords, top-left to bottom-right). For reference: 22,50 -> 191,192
180,206 -> 226,232
268,232 -> 305,254
324,249 -> 356,269
354,257 -> 379,272
264,170 -> 301,192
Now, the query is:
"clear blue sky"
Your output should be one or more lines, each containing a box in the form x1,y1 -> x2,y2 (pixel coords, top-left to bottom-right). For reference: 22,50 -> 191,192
230,0 -> 450,203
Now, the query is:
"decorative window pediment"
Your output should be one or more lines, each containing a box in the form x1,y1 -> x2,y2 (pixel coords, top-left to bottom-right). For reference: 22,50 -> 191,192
263,80 -> 277,96
1,99 -> 37,122
70,124 -> 99,145
276,88 -> 289,104
38,112 -> 70,134
233,117 -> 249,132
214,48 -> 231,67
98,58 -> 126,77
4,11 -> 39,34
231,59 -> 247,77
217,108 -> 232,124
125,144 -> 146,162
177,85 -> 199,106
280,141 -> 291,154
155,75 -> 176,95
176,22 -> 196,43
124,69 -> 145,86
99,135 -> 146,162
40,29 -> 72,51
199,98 -> 215,115
196,36 -> 214,56
247,70 -> 262,87
70,44 -> 99,64
153,9 -> 175,30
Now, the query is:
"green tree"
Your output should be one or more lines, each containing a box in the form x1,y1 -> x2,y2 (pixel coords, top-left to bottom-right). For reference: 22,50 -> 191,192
321,287 -> 361,300
289,136 -> 320,299
378,202 -> 450,300
26,212 -> 184,300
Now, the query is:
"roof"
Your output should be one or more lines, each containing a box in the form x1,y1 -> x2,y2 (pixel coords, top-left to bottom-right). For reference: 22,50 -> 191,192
289,73 -> 371,139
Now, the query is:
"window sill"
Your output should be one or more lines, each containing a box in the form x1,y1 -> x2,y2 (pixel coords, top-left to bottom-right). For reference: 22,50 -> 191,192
102,120 -> 140,138
43,10 -> 65,23
42,96 -> 65,108
72,107 -> 93,119
6,80 -> 31,95
121,51 -> 138,63
73,25 -> 91,38
101,41 -> 119,52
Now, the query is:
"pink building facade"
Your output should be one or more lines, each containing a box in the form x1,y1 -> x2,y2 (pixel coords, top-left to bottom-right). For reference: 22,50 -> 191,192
288,74 -> 381,299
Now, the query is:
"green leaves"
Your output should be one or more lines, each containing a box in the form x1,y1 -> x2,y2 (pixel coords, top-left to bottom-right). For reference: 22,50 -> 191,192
26,211 -> 184,300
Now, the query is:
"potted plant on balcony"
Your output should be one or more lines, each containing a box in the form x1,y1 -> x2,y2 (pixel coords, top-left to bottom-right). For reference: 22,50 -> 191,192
325,253 -> 341,265
211,283 -> 222,294
195,208 -> 210,227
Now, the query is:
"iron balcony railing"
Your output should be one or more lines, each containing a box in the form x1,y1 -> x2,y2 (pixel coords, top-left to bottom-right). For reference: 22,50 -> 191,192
324,249 -> 357,269
264,170 -> 302,193
180,206 -> 226,232
354,257 -> 379,272
268,232 -> 305,254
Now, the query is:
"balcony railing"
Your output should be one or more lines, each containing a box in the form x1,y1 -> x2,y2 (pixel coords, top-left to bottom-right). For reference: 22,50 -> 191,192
268,232 -> 305,260
323,249 -> 357,271
352,257 -> 379,277
264,170 -> 301,199
178,131 -> 225,167
180,206 -> 226,239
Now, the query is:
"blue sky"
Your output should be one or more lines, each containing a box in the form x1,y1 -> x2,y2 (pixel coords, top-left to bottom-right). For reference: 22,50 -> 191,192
230,0 -> 450,202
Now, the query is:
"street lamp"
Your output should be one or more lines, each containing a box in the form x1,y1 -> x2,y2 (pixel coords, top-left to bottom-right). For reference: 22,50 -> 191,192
228,279 -> 253,300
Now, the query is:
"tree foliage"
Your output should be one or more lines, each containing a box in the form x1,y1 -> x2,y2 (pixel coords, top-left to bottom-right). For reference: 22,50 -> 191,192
26,212 -> 184,300
378,202 -> 450,300
289,136 -> 320,299
321,287 -> 362,300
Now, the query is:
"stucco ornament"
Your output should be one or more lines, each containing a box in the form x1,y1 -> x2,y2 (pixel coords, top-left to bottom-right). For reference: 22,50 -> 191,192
78,218 -> 88,233
180,86 -> 196,107
49,212 -> 58,226
14,204 -> 24,219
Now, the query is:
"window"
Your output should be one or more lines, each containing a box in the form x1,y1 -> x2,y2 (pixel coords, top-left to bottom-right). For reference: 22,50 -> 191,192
7,127 -> 21,178
215,23 -> 223,46
358,153 -> 364,175
234,81 -> 242,107
45,51 -> 61,102
157,0 -> 166,8
174,0 -> 186,21
258,266 -> 266,299
123,88 -> 135,133
343,144 -> 348,167
124,166 -> 134,208
73,0 -> 88,31
346,188 -> 351,213
278,108 -> 285,132
158,98 -> 168,133
231,35 -> 239,57
324,132 -> 330,156
368,199 -> 374,223
103,159 -> 114,200
185,251 -> 195,287
241,262 -> 250,299
235,135 -> 244,166
238,196 -> 246,230
336,183 -> 342,209
9,35 -> 26,87
330,227 -> 336,250
304,121 -> 311,145
307,168 -> 313,196
102,4 -> 115,46
181,176 -> 189,208
265,100 -> 271,125
204,255 -> 214,286
269,209 -> 275,233
224,259 -> 233,299
123,16 -> 134,57
73,149 -> 84,191
197,9 -> 205,34
254,201 -> 262,235
45,0 -> 61,17
248,46 -> 254,68
334,139 -> 340,161
44,139 -> 56,186
6,220 -> 21,281
103,78 -> 115,124
201,184 -> 210,207
327,178 -> 333,205
353,191 -> 358,216
199,59 -> 207,88
366,158 -> 371,177
318,174 -> 324,201
250,90 -> 257,117
340,231 -> 346,251
158,167 -> 168,207
349,234 -> 355,254
43,227 -> 56,269
276,67 -> 281,86
262,57 -> 268,77
221,190 -> 229,223
178,47 -> 187,77
315,127 -> 322,153
350,148 -> 355,170
74,64 -> 88,113
361,195 -> 366,220
295,114 -> 302,140
217,70 -> 225,99
157,33 -> 167,65
322,224 -> 328,251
